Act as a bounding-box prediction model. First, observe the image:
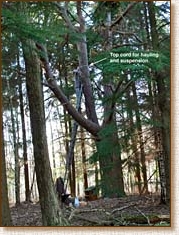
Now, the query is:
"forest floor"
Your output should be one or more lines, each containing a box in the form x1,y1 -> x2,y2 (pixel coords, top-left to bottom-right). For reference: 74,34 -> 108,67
10,194 -> 170,227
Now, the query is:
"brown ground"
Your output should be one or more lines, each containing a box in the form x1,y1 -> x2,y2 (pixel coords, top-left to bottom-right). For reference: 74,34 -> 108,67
10,194 -> 170,226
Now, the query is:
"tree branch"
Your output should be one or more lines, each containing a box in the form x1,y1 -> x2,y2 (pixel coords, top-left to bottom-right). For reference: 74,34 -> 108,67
53,2 -> 77,33
110,2 -> 137,28
114,30 -> 143,43
36,43 -> 101,137
111,203 -> 137,214
54,1 -> 99,125
104,79 -> 133,124
76,2 -> 99,125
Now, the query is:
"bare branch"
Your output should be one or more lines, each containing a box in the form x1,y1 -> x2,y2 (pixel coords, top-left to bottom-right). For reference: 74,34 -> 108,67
111,203 -> 137,214
134,206 -> 151,225
114,31 -> 143,43
113,42 -> 147,48
110,2 -> 137,28
53,2 -> 77,33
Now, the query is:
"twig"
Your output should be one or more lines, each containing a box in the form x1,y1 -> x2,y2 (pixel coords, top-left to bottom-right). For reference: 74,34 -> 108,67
71,214 -> 111,225
111,203 -> 137,214
69,208 -> 109,221
74,208 -> 107,214
68,207 -> 76,221
140,170 -> 157,195
134,206 -> 151,225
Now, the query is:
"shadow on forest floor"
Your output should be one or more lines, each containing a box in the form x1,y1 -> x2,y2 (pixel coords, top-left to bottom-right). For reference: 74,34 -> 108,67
10,194 -> 170,226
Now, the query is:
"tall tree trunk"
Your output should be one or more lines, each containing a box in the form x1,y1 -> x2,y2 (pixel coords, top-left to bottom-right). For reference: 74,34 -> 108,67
22,39 -> 65,226
143,2 -> 151,48
148,1 -> 170,204
1,122 -> 12,226
98,81 -> 125,197
126,86 -> 142,194
64,69 -> 82,195
76,2 -> 99,125
18,73 -> 30,202
131,82 -> 149,194
96,128 -> 125,197
15,109 -> 21,205
49,116 -> 57,180
8,87 -> 20,205
97,9 -> 125,197
71,154 -> 76,197
80,125 -> 88,190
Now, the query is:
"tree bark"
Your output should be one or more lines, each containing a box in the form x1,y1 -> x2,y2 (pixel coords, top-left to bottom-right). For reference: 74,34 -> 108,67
1,123 -> 12,226
8,90 -> 20,205
76,2 -> 99,125
97,9 -> 125,197
18,72 -> 30,202
80,125 -> 88,190
131,82 -> 148,194
49,116 -> 57,180
148,1 -> 170,204
126,86 -> 142,194
22,39 -> 64,226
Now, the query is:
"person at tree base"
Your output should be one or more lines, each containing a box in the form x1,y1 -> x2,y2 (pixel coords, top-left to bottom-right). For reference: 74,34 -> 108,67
55,176 -> 70,205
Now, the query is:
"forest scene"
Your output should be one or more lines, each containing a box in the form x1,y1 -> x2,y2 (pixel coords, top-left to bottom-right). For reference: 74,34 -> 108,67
1,1 -> 170,226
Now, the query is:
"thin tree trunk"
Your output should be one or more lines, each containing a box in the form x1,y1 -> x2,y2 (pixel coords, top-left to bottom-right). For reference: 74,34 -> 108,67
49,116 -> 57,180
15,108 -> 21,205
143,2 -> 151,48
8,88 -> 20,205
71,154 -> 76,197
131,82 -> 149,194
126,86 -> 142,194
64,69 -> 82,194
76,2 -> 99,125
1,123 -> 12,226
80,125 -> 88,190
18,73 -> 30,202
